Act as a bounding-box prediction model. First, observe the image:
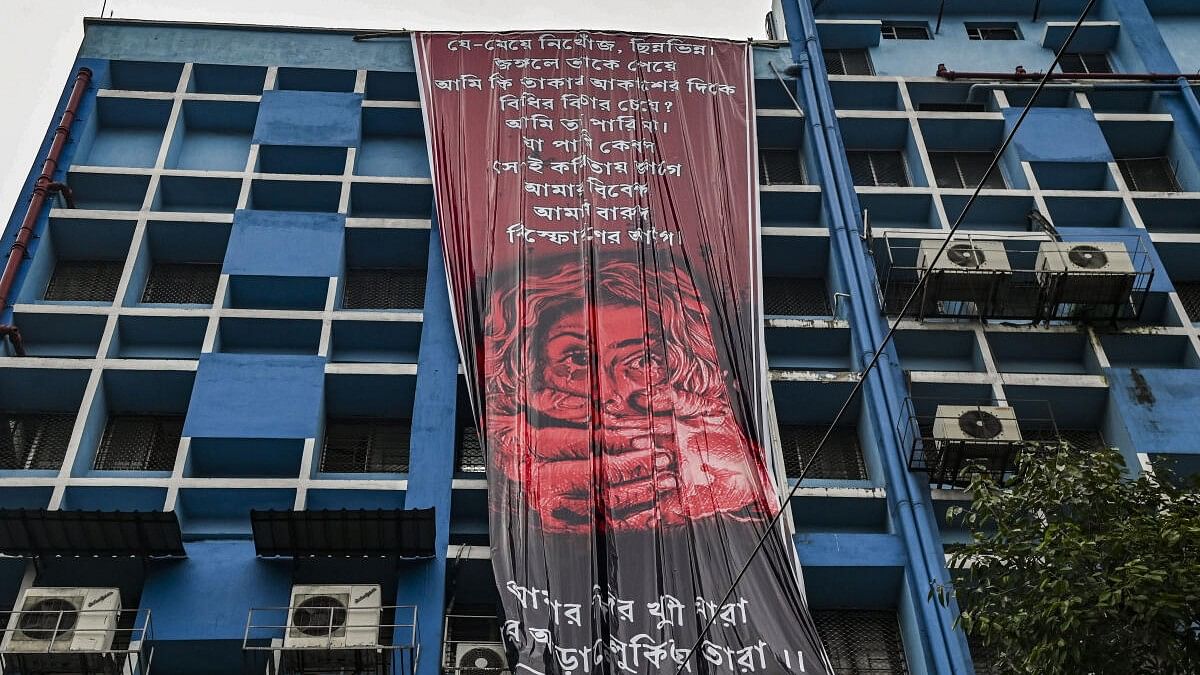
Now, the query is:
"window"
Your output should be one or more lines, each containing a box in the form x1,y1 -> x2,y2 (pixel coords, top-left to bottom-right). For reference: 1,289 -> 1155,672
44,260 -> 123,302
1177,282 -> 1200,323
824,49 -> 874,76
881,23 -> 931,40
1059,52 -> 1112,74
814,610 -> 910,675
93,415 -> 182,471
764,277 -> 831,316
141,262 -> 221,304
847,151 -> 909,187
343,267 -> 426,310
778,425 -> 867,480
320,418 -> 411,473
759,148 -> 805,185
456,425 -> 484,474
1117,157 -> 1181,192
929,152 -> 1006,189
0,413 -> 74,470
966,24 -> 1020,41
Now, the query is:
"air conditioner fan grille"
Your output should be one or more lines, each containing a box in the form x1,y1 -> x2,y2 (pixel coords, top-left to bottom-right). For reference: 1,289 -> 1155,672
958,410 -> 1004,439
1067,245 -> 1109,269
946,244 -> 986,268
18,598 -> 79,640
291,595 -> 348,637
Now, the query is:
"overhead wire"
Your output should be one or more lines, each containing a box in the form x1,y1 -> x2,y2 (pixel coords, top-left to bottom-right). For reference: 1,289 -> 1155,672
670,0 -> 1099,672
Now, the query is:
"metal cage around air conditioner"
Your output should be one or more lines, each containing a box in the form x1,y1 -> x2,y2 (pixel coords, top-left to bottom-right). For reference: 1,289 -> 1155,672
0,595 -> 154,675
442,614 -> 510,675
243,602 -> 417,675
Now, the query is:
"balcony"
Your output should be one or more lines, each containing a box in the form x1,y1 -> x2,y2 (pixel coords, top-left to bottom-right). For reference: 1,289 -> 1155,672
0,606 -> 152,675
244,604 -> 418,675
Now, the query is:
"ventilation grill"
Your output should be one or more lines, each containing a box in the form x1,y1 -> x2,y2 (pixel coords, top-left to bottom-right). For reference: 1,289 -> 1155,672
1117,157 -> 1181,192
824,49 -> 873,76
813,609 -> 910,675
930,152 -> 1005,189
321,419 -> 411,473
457,425 -> 485,474
1177,282 -> 1200,323
848,151 -> 909,187
763,277 -> 831,316
94,415 -> 183,471
759,148 -> 805,185
344,268 -> 426,310
779,425 -> 867,480
0,413 -> 74,470
44,260 -> 123,302
141,262 -> 221,304
1060,52 -> 1113,74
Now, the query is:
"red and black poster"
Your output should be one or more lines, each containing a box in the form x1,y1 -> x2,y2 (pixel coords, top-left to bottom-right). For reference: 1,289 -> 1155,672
415,31 -> 831,674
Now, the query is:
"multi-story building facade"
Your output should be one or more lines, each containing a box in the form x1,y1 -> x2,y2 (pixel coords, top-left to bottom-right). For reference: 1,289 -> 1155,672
0,1 -> 1196,673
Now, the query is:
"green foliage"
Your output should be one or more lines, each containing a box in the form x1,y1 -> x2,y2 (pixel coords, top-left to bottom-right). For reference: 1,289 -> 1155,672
934,444 -> 1200,675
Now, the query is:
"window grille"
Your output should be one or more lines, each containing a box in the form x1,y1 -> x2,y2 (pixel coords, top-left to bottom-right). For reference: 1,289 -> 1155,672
457,425 -> 485,474
881,24 -> 931,40
966,25 -> 1020,41
759,148 -> 806,185
1117,157 -> 1181,192
320,418 -> 411,473
763,277 -> 831,316
1176,282 -> 1200,323
0,413 -> 74,470
94,415 -> 182,471
1021,427 -> 1106,452
1059,53 -> 1113,74
824,49 -> 874,76
916,102 -> 987,113
929,152 -> 1006,189
847,151 -> 910,187
44,260 -> 123,302
343,268 -> 426,310
141,262 -> 221,304
813,610 -> 910,675
779,425 -> 867,480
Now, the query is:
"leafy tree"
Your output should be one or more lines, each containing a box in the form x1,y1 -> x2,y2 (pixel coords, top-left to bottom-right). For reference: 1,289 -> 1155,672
933,444 -> 1200,674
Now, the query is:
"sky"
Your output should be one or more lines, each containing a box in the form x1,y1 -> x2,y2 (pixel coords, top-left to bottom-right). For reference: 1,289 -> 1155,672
0,0 -> 771,223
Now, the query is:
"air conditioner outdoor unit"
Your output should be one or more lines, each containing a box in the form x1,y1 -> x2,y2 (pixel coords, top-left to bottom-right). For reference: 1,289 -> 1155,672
1,587 -> 120,654
933,405 -> 1022,444
1036,241 -> 1136,305
455,643 -> 508,674
918,239 -> 1012,306
284,584 -> 382,650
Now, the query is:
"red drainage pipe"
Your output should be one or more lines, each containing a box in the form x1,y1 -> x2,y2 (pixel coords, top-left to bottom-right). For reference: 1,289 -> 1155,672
0,67 -> 93,356
937,63 -> 1200,81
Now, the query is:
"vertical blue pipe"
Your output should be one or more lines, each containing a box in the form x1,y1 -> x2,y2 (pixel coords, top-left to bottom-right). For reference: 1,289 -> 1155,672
396,215 -> 457,675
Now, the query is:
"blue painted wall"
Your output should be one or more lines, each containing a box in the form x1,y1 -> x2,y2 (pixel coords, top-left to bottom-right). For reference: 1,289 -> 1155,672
1004,108 -> 1114,162
224,209 -> 345,277
1107,367 -> 1200,455
184,353 -> 326,439
253,91 -> 363,147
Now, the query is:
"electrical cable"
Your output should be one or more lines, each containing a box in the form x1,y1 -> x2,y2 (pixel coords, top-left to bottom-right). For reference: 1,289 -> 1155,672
671,1 -> 1098,672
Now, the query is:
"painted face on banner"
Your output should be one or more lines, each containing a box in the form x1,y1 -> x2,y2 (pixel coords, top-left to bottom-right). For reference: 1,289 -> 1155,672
484,258 -> 774,534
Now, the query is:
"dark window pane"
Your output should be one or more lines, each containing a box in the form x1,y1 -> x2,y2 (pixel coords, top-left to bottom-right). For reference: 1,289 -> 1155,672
883,24 -> 930,40
94,415 -> 182,471
321,418 -> 411,473
1059,53 -> 1086,73
759,148 -> 805,185
0,413 -> 74,470
343,268 -> 426,310
824,49 -> 872,76
779,425 -> 867,480
44,260 -> 123,302
930,152 -> 1005,189
1117,157 -> 1180,192
1082,52 -> 1113,73
1061,52 -> 1111,74
847,151 -> 877,186
763,277 -> 830,316
814,610 -> 910,675
968,26 -> 1019,41
1177,282 -> 1200,323
141,263 -> 221,304
866,151 -> 909,187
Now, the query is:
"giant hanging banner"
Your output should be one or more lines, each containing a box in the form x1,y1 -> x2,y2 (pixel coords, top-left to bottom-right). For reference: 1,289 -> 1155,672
415,31 -> 831,675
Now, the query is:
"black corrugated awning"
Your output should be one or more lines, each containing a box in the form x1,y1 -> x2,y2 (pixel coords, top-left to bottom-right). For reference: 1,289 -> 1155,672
0,509 -> 185,558
250,508 -> 436,559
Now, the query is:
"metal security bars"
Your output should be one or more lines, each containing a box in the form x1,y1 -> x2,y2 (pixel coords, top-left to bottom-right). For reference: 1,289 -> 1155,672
1059,52 -> 1113,74
881,23 -> 931,40
320,419 -> 411,473
94,415 -> 183,471
1117,157 -> 1181,192
43,260 -> 124,302
813,610 -> 910,675
823,49 -> 874,76
141,262 -> 221,304
243,604 -> 418,675
763,277 -> 831,316
0,607 -> 154,675
966,25 -> 1020,40
1177,282 -> 1200,322
343,268 -> 427,310
778,425 -> 867,480
848,151 -> 910,187
929,152 -> 1007,189
456,426 -> 484,474
0,413 -> 74,470
759,148 -> 806,185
